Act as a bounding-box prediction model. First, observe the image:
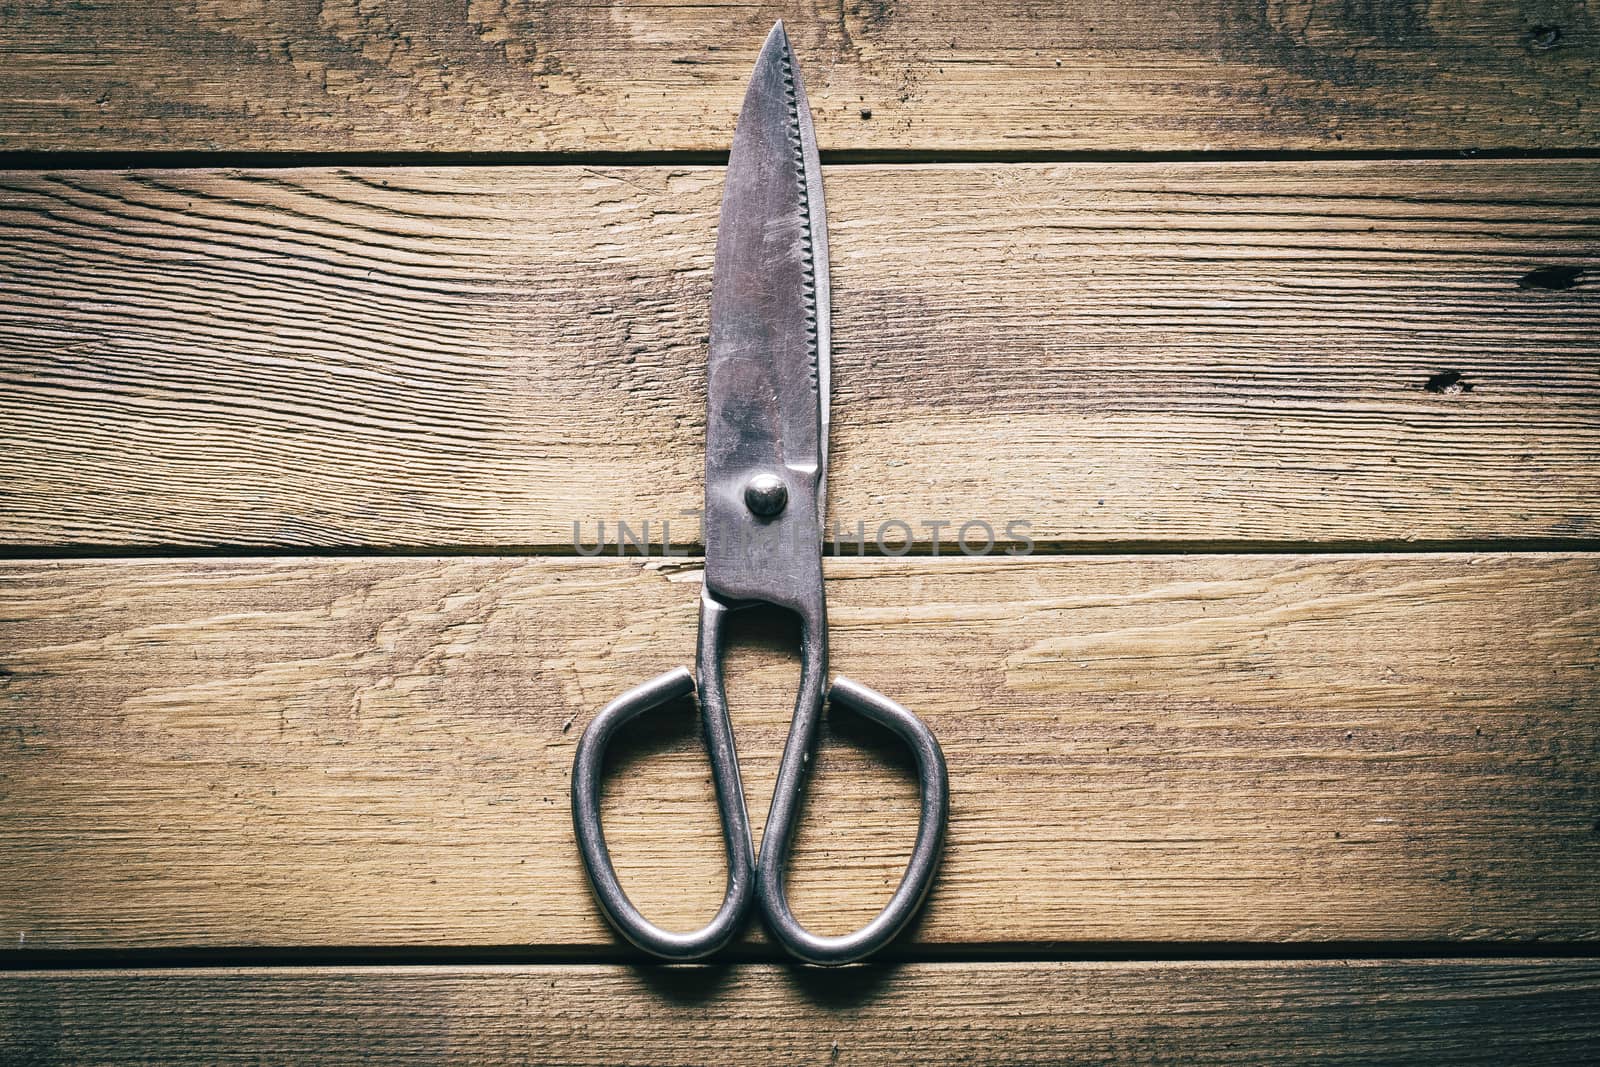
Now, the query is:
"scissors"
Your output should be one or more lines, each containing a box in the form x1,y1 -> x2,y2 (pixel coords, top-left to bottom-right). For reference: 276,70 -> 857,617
571,22 -> 948,966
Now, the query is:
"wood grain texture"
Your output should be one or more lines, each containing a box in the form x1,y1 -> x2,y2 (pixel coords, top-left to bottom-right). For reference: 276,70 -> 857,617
4,961 -> 1599,1065
2,553 -> 1596,953
1,1 -> 1595,153
2,161 -> 1597,550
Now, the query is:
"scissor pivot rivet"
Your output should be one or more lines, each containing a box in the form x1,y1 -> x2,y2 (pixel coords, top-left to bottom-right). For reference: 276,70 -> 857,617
744,472 -> 788,517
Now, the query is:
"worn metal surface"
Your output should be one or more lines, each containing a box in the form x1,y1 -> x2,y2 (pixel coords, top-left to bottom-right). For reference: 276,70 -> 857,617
571,23 -> 946,965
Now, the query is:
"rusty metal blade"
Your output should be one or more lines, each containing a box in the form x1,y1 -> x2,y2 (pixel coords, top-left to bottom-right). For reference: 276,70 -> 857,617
703,21 -> 829,609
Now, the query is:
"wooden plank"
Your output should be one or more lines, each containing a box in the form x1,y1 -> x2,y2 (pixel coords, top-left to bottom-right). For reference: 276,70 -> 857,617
1,161 -> 1597,550
2,553 -> 1596,952
3,961 -> 1598,1064
1,2 -> 1595,153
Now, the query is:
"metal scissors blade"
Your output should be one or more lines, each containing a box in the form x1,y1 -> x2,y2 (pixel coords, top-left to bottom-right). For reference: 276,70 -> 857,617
572,21 -> 947,966
708,19 -> 830,522
704,19 -> 826,616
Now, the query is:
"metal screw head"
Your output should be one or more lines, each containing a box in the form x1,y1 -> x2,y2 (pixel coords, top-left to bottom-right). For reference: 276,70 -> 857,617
744,472 -> 788,517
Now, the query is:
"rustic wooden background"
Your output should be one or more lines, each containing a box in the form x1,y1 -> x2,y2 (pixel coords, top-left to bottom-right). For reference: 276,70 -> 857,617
2,1 -> 1598,1062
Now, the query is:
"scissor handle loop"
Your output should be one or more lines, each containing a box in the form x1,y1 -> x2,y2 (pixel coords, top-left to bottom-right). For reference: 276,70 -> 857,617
573,596 -> 948,965
757,666 -> 949,965
569,592 -> 756,960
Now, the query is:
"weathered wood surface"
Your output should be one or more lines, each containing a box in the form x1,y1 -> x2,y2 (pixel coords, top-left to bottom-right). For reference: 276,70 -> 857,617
4,961 -> 1599,1065
2,161 -> 1596,551
1,1 -> 1595,154
3,553 -> 1596,952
